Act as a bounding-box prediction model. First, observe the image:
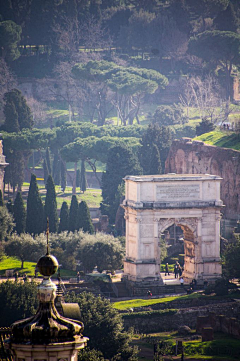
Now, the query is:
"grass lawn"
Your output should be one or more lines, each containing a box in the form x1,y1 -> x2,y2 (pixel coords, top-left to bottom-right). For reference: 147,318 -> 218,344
21,184 -> 102,209
194,130 -> 240,150
132,331 -> 240,360
0,256 -> 75,277
113,293 -> 202,310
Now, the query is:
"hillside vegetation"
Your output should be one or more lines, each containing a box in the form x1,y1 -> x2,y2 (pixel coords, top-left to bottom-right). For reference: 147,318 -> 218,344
195,131 -> 240,151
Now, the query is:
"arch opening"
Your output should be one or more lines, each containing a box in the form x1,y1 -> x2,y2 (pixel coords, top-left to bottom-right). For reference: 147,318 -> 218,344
159,222 -> 197,282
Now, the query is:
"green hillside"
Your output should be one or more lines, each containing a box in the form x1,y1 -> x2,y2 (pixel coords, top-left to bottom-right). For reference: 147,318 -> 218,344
194,131 -> 240,151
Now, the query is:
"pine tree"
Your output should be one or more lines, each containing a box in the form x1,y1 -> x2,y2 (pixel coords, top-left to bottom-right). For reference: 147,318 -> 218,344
45,148 -> 52,176
0,190 -> 3,206
58,201 -> 69,233
44,175 -> 58,233
68,195 -> 78,232
61,160 -> 67,192
77,201 -> 94,234
149,144 -> 162,175
80,159 -> 87,193
26,174 -> 44,235
3,89 -> 31,193
13,191 -> 26,234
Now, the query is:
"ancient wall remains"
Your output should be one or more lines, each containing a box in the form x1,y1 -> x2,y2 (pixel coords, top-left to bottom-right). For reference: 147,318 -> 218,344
165,138 -> 240,221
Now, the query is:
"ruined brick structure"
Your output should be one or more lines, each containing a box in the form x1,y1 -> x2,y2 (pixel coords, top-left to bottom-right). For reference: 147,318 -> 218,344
165,138 -> 240,221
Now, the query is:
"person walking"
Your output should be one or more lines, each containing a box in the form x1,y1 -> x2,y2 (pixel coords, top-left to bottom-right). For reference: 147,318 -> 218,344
165,263 -> 170,276
174,262 -> 179,278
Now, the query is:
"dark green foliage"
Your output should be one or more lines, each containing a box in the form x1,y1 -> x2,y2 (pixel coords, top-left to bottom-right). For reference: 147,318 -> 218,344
0,281 -> 38,326
6,199 -> 13,213
3,100 -> 19,133
0,20 -> 22,61
149,143 -> 162,175
68,195 -> 79,232
52,152 -> 61,186
0,190 -> 3,206
78,349 -> 104,361
138,124 -> 172,175
213,278 -> 229,296
61,160 -> 67,192
58,201 -> 69,233
3,89 -> 32,192
13,191 -> 26,234
44,175 -> 58,233
80,160 -> 87,193
5,233 -> 45,269
3,89 -> 33,131
196,119 -> 215,136
45,147 -> 52,176
4,149 -> 25,194
77,201 -> 94,234
223,234 -> 240,280
188,31 -> 240,99
0,206 -> 14,241
65,292 -> 138,360
101,144 -> 142,223
43,159 -> 49,185
26,174 -> 44,235
214,2 -> 239,32
76,169 -> 81,189
153,104 -> 187,126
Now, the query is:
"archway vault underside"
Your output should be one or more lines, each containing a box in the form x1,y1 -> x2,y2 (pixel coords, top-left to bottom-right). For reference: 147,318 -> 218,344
122,174 -> 223,284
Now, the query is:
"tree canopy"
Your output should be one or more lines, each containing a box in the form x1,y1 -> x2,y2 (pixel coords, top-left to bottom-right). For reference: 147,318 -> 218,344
188,30 -> 240,99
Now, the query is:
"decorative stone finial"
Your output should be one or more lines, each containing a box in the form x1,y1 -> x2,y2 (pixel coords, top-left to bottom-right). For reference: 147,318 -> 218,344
9,227 -> 85,345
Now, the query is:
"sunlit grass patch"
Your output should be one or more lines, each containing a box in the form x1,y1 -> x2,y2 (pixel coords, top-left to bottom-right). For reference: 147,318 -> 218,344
195,130 -> 240,150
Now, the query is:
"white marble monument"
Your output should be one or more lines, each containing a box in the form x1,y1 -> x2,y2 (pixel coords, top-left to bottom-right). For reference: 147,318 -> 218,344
122,174 -> 223,283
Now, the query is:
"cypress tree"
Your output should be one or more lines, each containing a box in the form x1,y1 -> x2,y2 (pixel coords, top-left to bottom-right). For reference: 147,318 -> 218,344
46,148 -> 52,176
3,100 -> 20,133
58,201 -> 69,233
44,175 -> 58,233
26,174 -> 44,235
13,191 -> 26,234
76,169 -> 80,190
80,160 -> 87,193
53,153 -> 61,186
43,159 -> 49,185
3,89 -> 33,131
61,160 -> 67,192
77,201 -> 94,234
101,144 -> 142,223
68,195 -> 78,232
149,144 -> 162,175
0,190 -> 3,206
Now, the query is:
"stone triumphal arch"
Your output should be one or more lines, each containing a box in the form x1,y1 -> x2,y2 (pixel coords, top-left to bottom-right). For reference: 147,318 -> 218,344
122,174 -> 223,283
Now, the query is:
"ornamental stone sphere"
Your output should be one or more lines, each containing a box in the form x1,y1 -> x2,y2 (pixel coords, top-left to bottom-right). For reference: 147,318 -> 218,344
37,254 -> 59,277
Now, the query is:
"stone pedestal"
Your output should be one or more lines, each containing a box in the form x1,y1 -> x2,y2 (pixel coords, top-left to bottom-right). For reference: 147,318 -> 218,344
122,174 -> 223,283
